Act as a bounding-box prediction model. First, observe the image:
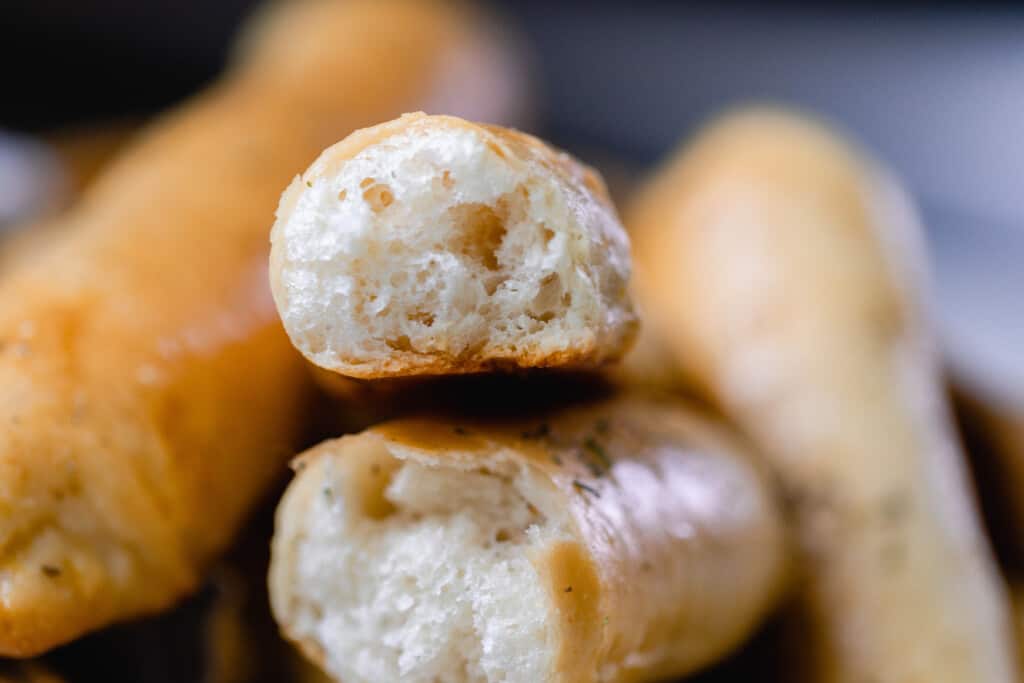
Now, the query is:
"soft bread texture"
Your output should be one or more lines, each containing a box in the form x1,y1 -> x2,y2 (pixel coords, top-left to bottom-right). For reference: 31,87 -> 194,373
270,113 -> 638,378
0,0 -> 529,657
270,394 -> 787,683
629,109 -> 1018,682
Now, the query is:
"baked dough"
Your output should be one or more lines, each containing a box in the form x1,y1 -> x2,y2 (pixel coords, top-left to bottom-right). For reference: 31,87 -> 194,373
0,0 -> 528,657
269,394 -> 787,683
269,113 -> 638,378
629,108 -> 1017,682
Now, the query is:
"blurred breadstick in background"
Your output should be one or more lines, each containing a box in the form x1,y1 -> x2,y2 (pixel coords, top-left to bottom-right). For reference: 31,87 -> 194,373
0,217 -> 62,276
0,0 -> 530,657
270,393 -> 787,683
628,109 -> 1017,682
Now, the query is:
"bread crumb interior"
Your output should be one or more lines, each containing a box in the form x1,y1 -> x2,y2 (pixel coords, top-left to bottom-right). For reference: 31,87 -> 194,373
290,451 -> 555,683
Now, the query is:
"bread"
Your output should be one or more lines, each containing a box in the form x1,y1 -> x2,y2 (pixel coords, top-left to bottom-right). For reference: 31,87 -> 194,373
629,108 -> 1017,682
269,113 -> 638,379
0,0 -> 529,657
269,393 -> 787,683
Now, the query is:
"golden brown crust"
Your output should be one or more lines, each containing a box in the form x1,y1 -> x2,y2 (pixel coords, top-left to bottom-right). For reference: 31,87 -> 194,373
270,394 -> 788,682
0,0 -> 524,657
319,344 -> 609,380
269,112 -> 638,379
629,108 -> 1017,682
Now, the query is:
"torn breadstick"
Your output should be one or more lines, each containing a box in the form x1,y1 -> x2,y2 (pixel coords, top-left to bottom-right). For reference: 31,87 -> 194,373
269,394 -> 787,683
269,113 -> 638,379
0,0 -> 529,657
629,109 -> 1017,682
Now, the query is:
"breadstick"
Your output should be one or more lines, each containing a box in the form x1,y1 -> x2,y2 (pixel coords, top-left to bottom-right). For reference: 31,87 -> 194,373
269,393 -> 787,683
629,109 -> 1017,682
269,113 -> 638,379
0,0 -> 528,657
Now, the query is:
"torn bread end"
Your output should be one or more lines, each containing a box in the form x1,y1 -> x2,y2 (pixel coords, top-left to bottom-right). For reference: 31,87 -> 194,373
269,113 -> 637,378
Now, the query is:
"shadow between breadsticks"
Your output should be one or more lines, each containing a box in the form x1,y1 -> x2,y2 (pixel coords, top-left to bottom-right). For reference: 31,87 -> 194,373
954,382 -> 1024,566
0,0 -> 530,657
628,108 -> 1018,681
269,392 -> 787,683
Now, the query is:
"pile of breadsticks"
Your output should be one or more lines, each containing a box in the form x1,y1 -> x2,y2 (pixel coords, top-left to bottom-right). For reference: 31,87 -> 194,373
265,111 -> 787,683
0,1 -> 1020,682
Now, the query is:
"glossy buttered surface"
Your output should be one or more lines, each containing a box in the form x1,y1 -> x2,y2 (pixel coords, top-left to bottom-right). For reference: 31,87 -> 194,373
277,394 -> 787,682
629,109 -> 1017,682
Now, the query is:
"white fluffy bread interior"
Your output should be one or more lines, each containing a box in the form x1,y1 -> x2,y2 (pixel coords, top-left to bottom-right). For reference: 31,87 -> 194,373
282,451 -> 564,683
272,121 -> 633,371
